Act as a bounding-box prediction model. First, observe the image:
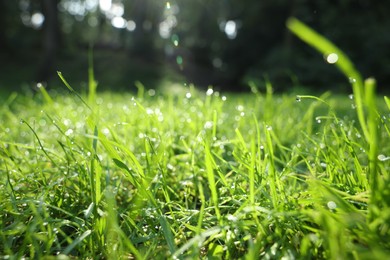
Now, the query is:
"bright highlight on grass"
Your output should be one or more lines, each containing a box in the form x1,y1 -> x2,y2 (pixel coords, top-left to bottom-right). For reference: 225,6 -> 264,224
0,18 -> 389,259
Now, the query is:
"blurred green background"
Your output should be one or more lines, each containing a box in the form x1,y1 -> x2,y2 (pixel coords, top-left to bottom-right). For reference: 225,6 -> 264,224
1,0 -> 389,94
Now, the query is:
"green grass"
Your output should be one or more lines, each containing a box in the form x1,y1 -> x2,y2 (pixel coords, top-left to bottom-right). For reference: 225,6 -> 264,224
1,18 -> 390,259
1,83 -> 389,259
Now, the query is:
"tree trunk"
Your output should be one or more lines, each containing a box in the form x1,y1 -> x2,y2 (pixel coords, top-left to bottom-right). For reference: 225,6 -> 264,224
0,0 -> 8,52
38,0 -> 60,82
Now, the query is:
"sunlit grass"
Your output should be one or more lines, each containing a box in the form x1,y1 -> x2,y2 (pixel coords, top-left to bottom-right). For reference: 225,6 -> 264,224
1,19 -> 390,259
1,80 -> 389,258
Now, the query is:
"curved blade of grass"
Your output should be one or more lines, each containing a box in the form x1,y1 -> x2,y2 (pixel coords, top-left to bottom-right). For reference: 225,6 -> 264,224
384,96 -> 390,111
205,142 -> 221,223
37,84 -> 53,105
88,47 -> 97,106
159,215 -> 177,255
57,71 -> 91,111
63,229 -> 92,255
287,17 -> 369,142
20,119 -> 58,167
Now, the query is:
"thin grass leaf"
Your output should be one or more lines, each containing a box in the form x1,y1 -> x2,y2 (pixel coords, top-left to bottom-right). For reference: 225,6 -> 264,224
63,230 -> 92,255
57,71 -> 91,110
287,17 -> 369,142
159,215 -> 177,255
384,96 -> 390,111
88,47 -> 97,106
37,83 -> 53,105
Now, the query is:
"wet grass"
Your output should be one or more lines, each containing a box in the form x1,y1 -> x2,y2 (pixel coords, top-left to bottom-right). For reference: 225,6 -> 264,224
1,80 -> 390,259
1,18 -> 390,259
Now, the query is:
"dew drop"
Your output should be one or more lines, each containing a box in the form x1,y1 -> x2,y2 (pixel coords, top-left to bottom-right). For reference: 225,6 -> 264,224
204,121 -> 213,129
185,92 -> 191,99
349,77 -> 357,84
378,154 -> 390,161
236,105 -> 244,111
327,201 -> 337,210
206,88 -> 214,96
348,94 -> 354,100
326,53 -> 338,64
296,96 -> 301,102
65,129 -> 73,136
148,89 -> 156,96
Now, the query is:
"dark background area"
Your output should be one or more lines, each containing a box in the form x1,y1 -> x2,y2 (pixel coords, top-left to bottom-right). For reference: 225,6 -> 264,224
0,0 -> 389,94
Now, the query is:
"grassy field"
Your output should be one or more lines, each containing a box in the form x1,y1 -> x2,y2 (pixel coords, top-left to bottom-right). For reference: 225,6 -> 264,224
1,18 -> 390,259
1,77 -> 390,259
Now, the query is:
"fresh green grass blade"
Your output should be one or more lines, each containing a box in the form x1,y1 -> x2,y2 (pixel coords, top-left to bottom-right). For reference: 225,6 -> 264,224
286,17 -> 362,84
57,71 -> 91,110
159,215 -> 177,255
384,96 -> 390,111
37,83 -> 53,105
62,230 -> 92,255
204,142 -> 221,223
88,47 -> 97,106
287,17 -> 369,141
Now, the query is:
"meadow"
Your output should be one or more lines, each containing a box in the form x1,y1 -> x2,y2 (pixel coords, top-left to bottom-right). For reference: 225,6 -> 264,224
1,18 -> 390,259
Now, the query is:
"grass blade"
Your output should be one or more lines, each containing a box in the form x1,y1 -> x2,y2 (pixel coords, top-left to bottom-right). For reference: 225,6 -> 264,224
63,230 -> 92,255
287,17 -> 369,142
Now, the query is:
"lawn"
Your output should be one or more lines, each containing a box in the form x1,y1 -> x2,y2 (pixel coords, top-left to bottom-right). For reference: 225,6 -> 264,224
1,77 -> 389,258
1,18 -> 390,259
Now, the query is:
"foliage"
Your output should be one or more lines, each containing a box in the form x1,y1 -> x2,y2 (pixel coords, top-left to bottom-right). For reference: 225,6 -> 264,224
1,15 -> 390,259
1,77 -> 390,258
1,1 -> 390,90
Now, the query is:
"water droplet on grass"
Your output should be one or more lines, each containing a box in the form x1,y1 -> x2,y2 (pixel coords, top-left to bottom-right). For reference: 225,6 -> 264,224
65,129 -> 73,136
327,201 -> 337,210
296,96 -> 301,102
378,154 -> 390,161
185,92 -> 191,99
206,88 -> 214,96
348,94 -> 354,100
326,53 -> 338,64
349,77 -> 357,84
204,121 -> 213,129
148,89 -> 156,96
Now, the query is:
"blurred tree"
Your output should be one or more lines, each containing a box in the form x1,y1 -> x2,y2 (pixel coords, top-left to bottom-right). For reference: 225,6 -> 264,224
0,0 -> 7,52
1,0 -> 390,92
38,0 -> 61,82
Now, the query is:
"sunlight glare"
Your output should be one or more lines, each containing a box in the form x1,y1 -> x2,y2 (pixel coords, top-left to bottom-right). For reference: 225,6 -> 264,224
126,20 -> 136,31
99,0 -> 111,12
31,12 -> 45,29
224,20 -> 237,39
111,16 -> 126,29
